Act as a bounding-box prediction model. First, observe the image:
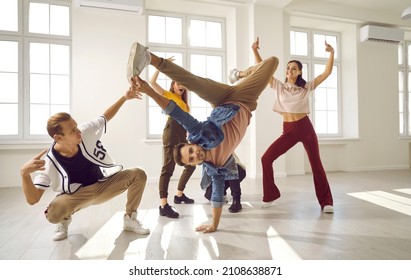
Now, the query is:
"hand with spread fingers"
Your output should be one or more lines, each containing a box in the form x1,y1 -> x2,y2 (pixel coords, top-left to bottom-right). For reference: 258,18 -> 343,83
132,75 -> 171,109
125,83 -> 143,100
131,75 -> 156,96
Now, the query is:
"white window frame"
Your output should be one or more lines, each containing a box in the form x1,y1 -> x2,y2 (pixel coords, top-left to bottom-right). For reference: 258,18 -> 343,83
399,41 -> 410,136
145,11 -> 226,139
0,0 -> 71,144
290,28 -> 342,138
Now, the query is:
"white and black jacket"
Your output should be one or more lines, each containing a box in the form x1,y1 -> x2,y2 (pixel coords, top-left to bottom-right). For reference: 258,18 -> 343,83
33,116 -> 123,194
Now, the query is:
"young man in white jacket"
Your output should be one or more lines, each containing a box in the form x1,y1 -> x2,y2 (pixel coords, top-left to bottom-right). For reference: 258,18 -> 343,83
20,84 -> 150,241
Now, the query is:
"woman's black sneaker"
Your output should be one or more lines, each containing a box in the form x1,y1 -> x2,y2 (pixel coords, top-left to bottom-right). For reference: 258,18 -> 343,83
174,194 -> 194,204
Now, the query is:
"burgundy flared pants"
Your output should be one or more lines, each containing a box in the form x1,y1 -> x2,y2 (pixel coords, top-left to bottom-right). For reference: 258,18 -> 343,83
261,116 -> 333,208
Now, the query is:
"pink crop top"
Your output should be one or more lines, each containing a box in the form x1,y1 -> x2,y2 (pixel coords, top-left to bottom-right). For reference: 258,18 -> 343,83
270,78 -> 315,114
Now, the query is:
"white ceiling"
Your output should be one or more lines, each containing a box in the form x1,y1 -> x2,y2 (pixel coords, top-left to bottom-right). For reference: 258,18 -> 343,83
217,0 -> 410,14
190,0 -> 411,27
315,0 -> 409,15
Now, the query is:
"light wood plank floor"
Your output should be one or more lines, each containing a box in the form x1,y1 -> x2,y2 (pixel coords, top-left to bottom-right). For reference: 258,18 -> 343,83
1,169 -> 411,260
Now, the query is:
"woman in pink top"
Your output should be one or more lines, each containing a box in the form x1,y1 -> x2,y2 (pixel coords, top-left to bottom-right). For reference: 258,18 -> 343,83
230,37 -> 335,213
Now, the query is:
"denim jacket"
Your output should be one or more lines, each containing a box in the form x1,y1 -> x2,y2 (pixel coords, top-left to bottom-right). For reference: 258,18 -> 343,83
163,101 -> 240,207
201,155 -> 239,207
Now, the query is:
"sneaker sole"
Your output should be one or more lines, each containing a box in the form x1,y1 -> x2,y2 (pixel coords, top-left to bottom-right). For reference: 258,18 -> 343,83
228,69 -> 239,84
127,42 -> 146,80
261,201 -> 274,208
123,227 -> 150,235
159,207 -> 180,218
53,234 -> 68,241
163,214 -> 179,218
228,206 -> 242,213
323,205 -> 334,213
228,76 -> 237,84
174,196 -> 195,204
174,200 -> 194,204
159,211 -> 179,218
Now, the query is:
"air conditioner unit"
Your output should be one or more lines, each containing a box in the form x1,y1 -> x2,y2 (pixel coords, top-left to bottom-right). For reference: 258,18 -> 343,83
360,25 -> 404,44
79,0 -> 144,14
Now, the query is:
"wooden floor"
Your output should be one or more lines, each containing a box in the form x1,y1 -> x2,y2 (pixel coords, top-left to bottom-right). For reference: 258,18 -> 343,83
1,169 -> 411,260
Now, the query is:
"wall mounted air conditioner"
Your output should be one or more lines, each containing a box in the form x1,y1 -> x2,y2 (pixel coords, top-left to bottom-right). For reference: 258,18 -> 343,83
79,0 -> 144,14
360,25 -> 404,44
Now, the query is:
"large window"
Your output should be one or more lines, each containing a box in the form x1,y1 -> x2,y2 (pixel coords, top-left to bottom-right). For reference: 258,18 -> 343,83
146,12 -> 225,138
290,29 -> 340,136
398,42 -> 411,136
0,0 -> 71,143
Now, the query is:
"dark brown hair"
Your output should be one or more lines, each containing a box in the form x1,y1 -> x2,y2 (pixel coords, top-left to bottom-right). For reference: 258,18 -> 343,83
285,60 -> 306,88
173,143 -> 188,166
169,81 -> 189,105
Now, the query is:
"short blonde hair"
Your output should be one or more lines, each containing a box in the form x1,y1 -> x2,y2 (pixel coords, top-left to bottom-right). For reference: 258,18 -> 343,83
46,112 -> 72,138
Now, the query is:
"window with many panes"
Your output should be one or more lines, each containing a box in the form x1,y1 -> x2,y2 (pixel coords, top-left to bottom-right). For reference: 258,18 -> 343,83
146,12 -> 225,138
0,0 -> 71,143
398,42 -> 411,136
290,29 -> 340,136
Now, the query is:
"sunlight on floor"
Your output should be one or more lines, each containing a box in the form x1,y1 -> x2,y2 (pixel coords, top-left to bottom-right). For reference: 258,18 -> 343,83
160,221 -> 174,258
192,204 -> 209,228
394,188 -> 411,195
348,189 -> 411,216
192,205 -> 218,260
209,236 -> 219,257
242,201 -> 253,208
197,239 -> 213,260
75,212 -> 123,260
267,226 -> 301,260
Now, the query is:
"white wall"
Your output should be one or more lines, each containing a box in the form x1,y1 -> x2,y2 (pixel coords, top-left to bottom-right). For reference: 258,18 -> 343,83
249,5 -> 289,178
1,0 -> 410,188
341,40 -> 409,171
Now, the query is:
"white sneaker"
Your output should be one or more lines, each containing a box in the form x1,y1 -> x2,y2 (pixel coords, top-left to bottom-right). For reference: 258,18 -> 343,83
53,217 -> 72,241
261,201 -> 274,208
127,42 -> 151,81
323,205 -> 334,213
123,212 -> 150,235
228,69 -> 240,84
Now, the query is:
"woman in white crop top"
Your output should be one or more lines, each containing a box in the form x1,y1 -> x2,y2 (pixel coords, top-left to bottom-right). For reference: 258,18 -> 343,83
229,37 -> 335,214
